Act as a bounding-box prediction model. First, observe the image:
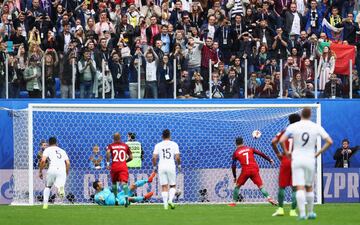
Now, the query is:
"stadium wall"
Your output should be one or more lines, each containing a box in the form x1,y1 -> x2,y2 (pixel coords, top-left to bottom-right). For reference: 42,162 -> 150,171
0,99 -> 359,204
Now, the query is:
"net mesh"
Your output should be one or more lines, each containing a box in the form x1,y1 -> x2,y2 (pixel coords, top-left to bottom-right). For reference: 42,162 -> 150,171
12,104 -> 319,205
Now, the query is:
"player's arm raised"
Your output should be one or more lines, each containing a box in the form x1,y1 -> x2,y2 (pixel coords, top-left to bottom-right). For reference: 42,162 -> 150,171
253,149 -> 274,165
271,134 -> 282,160
279,130 -> 290,157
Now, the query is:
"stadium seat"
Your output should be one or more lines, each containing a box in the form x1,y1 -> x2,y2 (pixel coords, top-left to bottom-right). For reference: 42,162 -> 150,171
55,78 -> 61,98
19,91 -> 29,98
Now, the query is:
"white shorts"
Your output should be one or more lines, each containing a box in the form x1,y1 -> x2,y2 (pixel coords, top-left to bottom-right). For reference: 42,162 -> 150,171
158,167 -> 176,186
292,158 -> 315,186
46,170 -> 67,188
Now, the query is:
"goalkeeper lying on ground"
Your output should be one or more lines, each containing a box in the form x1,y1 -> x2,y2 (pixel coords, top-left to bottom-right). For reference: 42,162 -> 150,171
93,172 -> 155,206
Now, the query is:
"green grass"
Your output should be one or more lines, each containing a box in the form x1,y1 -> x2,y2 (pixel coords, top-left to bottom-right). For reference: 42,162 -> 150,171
0,204 -> 359,225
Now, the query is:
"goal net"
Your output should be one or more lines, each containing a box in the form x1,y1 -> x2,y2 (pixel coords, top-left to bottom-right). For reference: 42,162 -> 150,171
11,104 -> 321,205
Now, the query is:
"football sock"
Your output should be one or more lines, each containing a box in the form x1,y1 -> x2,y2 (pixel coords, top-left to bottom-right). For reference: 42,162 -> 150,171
260,188 -> 269,198
112,184 -> 118,196
131,196 -> 144,203
291,188 -> 297,210
169,188 -> 176,203
296,190 -> 306,218
122,184 -> 129,196
233,187 -> 240,201
278,188 -> 285,208
161,192 -> 168,208
135,180 -> 147,188
43,187 -> 50,204
306,191 -> 315,214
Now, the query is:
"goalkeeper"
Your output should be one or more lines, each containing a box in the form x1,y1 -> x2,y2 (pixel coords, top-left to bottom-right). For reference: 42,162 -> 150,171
93,172 -> 155,206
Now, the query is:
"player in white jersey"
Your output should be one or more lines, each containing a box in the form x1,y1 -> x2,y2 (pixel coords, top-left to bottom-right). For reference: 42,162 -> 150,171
152,129 -> 181,210
279,108 -> 333,220
39,137 -> 70,209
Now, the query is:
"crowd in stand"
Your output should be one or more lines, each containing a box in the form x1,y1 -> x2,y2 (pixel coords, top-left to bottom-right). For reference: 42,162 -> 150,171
0,0 -> 360,99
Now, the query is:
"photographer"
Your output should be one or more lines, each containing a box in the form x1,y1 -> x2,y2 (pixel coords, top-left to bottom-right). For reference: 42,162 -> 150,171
334,139 -> 360,168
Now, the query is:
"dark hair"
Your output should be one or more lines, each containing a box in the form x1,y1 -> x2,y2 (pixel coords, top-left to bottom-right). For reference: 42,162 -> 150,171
236,137 -> 243,145
92,180 -> 99,190
128,132 -> 136,140
162,129 -> 171,139
40,139 -> 47,145
48,136 -> 57,145
301,107 -> 312,119
342,139 -> 349,144
289,113 -> 301,124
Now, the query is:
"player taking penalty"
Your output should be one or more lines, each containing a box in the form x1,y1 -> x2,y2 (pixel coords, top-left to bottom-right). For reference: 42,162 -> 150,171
39,137 -> 70,209
271,113 -> 301,217
106,133 -> 133,207
152,129 -> 181,210
229,137 -> 277,206
279,108 -> 333,220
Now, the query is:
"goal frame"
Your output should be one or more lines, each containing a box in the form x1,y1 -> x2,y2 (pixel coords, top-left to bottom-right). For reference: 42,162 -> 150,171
26,103 -> 322,205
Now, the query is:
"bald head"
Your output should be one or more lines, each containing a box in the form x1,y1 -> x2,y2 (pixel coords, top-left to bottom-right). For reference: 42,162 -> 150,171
113,133 -> 121,142
301,107 -> 312,119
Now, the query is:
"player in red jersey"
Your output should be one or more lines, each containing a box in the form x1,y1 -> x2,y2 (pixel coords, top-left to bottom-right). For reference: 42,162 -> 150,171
271,113 -> 301,217
106,132 -> 133,207
229,137 -> 277,207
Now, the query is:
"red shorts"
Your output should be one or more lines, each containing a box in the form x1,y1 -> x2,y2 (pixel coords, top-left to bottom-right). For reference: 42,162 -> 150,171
236,169 -> 263,188
279,156 -> 292,188
110,169 -> 129,183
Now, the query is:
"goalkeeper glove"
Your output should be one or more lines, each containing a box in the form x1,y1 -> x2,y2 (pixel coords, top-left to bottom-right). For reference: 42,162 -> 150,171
177,165 -> 181,173
152,166 -> 157,172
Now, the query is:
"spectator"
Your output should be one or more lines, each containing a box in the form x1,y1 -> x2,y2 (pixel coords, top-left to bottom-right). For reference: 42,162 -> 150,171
259,75 -> 277,98
157,54 -> 174,98
334,139 -> 359,168
317,46 -> 335,92
340,13 -> 359,45
143,47 -> 159,98
272,27 -> 288,60
324,74 -> 343,98
223,67 -> 240,98
210,71 -> 224,98
89,145 -> 104,170
352,72 -> 360,98
146,15 -> 161,47
109,52 -> 128,98
291,73 -> 307,98
177,70 -> 192,98
301,58 -> 315,83
191,71 -> 207,98
185,36 -> 203,76
24,55 -> 42,98
61,54 -> 76,98
78,49 -> 97,98
247,72 -> 260,98
305,0 -> 323,36
43,49 -> 59,98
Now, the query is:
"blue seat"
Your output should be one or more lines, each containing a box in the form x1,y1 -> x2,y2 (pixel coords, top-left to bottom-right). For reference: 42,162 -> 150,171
55,78 -> 61,98
19,91 -> 29,98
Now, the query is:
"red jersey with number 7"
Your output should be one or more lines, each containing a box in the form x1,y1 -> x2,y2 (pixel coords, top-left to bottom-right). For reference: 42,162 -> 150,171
106,142 -> 131,171
232,146 -> 271,171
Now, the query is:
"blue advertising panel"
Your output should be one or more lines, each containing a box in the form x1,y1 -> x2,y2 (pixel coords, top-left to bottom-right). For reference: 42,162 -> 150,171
323,168 -> 360,203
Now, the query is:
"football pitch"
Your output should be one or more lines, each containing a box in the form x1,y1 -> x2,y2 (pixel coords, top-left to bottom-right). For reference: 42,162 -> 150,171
0,204 -> 359,225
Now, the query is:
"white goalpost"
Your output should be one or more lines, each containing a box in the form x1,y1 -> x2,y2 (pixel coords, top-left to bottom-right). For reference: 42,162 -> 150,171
11,103 -> 322,205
